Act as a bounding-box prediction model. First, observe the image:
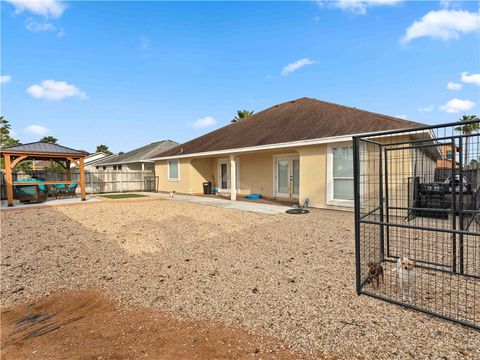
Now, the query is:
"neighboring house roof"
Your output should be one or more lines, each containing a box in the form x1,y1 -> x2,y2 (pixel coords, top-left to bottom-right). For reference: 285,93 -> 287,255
94,140 -> 179,166
85,154 -> 118,166
69,152 -> 113,167
0,141 -> 86,156
151,97 -> 425,159
86,153 -> 118,166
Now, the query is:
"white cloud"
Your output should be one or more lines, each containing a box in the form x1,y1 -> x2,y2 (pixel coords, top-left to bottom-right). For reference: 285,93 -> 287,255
27,80 -> 86,101
25,18 -> 64,36
24,125 -> 50,136
418,105 -> 434,113
447,81 -> 462,90
189,116 -> 216,129
0,75 -> 12,84
5,0 -> 65,18
439,98 -> 475,113
440,0 -> 461,9
461,72 -> 480,85
395,114 -> 408,119
319,0 -> 402,15
401,10 -> 480,43
281,58 -> 315,76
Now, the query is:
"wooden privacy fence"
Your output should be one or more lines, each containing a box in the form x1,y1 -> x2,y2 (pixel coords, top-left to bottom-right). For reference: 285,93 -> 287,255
0,170 -> 156,199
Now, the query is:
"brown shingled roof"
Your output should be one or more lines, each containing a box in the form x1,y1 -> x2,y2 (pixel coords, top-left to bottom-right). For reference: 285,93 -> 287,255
151,97 -> 425,158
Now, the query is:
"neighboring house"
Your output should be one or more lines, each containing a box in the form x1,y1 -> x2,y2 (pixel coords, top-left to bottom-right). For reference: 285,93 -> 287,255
436,144 -> 460,169
32,149 -> 90,170
150,97 -> 429,210
71,152 -> 111,171
93,140 -> 178,171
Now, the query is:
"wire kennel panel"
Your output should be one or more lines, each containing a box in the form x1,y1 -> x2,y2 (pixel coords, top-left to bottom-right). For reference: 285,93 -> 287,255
354,119 -> 480,329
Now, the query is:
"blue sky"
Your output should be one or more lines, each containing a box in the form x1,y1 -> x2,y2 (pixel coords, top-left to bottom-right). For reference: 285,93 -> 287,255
1,0 -> 479,153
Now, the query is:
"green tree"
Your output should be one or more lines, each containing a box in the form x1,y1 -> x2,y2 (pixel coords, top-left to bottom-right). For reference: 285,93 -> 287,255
454,115 -> 480,166
40,136 -> 58,144
231,110 -> 254,123
0,116 -> 21,150
1,116 -> 11,137
1,136 -> 20,148
0,116 -> 28,169
96,144 -> 113,155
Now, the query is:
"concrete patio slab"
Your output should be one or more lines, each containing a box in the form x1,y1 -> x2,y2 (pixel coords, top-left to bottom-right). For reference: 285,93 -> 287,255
151,193 -> 290,215
0,196 -> 100,210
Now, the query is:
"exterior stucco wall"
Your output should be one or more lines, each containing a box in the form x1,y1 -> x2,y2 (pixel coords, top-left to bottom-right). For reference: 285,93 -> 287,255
190,158 -> 213,194
237,153 -> 274,196
156,158 -> 193,193
297,144 -> 328,209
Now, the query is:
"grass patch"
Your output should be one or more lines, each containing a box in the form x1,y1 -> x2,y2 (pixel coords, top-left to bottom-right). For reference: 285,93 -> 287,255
101,193 -> 148,199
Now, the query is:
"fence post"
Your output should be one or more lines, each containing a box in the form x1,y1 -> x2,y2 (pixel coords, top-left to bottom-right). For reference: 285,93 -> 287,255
379,144 -> 385,261
89,171 -> 94,195
353,137 -> 362,295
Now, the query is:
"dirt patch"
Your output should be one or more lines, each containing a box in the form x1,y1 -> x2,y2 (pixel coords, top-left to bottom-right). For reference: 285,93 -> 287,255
1,290 -> 314,360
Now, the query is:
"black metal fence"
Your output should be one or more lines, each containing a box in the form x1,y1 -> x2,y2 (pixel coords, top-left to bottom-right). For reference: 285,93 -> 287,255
354,119 -> 479,329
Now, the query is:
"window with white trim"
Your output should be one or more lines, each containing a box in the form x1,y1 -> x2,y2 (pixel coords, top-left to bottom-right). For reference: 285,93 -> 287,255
328,145 -> 354,205
168,159 -> 179,181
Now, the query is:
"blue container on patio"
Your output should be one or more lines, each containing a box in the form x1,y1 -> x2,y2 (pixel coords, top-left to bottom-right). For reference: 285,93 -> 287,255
245,194 -> 261,200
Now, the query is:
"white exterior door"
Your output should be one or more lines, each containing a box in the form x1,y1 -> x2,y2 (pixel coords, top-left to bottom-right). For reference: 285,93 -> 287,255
275,155 -> 299,199
218,160 -> 230,192
217,159 -> 240,193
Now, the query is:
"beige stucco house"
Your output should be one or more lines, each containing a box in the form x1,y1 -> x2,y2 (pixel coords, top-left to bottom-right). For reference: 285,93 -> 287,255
150,98 -> 427,210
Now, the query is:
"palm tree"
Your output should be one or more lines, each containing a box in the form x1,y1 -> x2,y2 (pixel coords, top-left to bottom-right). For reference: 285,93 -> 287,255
1,116 -> 11,138
454,115 -> 480,167
96,144 -> 113,155
231,110 -> 254,123
40,136 -> 58,144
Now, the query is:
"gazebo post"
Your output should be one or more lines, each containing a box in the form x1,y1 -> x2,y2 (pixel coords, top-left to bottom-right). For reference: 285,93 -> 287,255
66,160 -> 71,182
4,154 -> 14,207
79,157 -> 86,201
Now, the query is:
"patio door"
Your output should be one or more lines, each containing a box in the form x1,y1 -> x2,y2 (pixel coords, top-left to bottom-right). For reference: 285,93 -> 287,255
275,155 -> 299,199
219,160 -> 229,191
217,159 -> 239,193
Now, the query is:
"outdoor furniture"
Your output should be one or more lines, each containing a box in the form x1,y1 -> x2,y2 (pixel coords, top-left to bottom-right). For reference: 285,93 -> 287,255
14,179 -> 49,203
53,183 -> 78,199
0,142 -> 87,207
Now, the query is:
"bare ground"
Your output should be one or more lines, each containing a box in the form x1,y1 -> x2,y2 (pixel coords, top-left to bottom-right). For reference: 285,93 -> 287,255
1,290 -> 311,359
1,198 -> 479,359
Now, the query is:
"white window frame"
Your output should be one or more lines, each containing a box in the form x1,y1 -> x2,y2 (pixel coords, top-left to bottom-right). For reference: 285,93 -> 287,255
327,142 -> 354,207
168,159 -> 180,181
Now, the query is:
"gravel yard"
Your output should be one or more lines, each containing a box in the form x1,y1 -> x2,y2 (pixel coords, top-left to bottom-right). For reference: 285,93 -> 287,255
1,198 -> 479,359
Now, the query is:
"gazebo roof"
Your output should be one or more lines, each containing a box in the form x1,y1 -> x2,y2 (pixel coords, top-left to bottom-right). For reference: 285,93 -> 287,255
0,142 -> 86,157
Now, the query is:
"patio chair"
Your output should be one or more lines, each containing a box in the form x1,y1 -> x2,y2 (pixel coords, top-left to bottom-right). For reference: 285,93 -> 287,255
54,183 -> 78,199
14,179 -> 48,203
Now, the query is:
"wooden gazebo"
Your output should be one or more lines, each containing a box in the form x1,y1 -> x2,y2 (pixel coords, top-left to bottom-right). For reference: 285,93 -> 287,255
0,142 -> 86,207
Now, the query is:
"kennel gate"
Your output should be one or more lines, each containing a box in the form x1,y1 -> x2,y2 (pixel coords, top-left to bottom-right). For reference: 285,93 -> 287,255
354,119 -> 479,329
